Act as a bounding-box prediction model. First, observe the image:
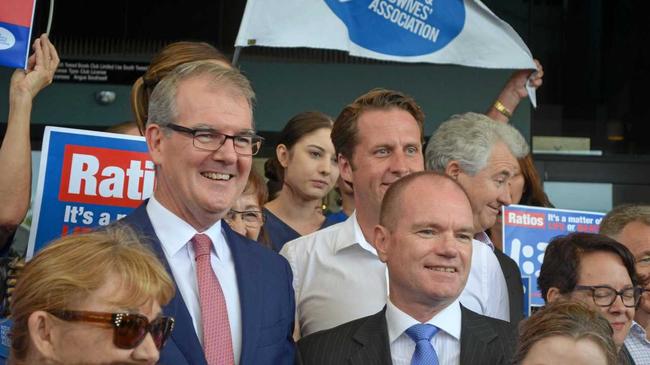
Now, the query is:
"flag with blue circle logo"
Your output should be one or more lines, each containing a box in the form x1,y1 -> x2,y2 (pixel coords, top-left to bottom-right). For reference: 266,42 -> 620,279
503,205 -> 606,315
235,0 -> 536,70
0,0 -> 36,69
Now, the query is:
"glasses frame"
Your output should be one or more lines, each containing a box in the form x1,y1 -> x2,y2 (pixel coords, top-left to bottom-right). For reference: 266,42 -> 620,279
573,285 -> 642,308
48,309 -> 175,350
224,209 -> 265,227
164,123 -> 264,156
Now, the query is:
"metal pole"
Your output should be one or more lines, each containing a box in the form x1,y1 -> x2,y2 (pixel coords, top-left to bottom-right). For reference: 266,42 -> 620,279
232,46 -> 242,67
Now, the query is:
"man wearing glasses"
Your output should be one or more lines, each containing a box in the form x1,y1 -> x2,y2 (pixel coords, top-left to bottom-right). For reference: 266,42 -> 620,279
121,60 -> 295,365
538,232 -> 642,364
600,205 -> 650,365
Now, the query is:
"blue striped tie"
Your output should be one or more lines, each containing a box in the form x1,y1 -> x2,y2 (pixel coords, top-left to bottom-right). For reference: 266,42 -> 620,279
405,324 -> 439,365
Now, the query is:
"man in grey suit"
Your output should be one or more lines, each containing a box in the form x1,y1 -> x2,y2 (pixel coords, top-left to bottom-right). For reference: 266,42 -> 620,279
297,172 -> 515,365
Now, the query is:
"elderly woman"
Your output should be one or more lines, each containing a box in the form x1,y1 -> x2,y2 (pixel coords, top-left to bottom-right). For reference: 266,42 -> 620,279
225,169 -> 269,242
513,300 -> 618,365
9,227 -> 175,364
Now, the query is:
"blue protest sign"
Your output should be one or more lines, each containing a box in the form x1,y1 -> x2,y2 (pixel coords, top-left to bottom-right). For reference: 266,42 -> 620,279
27,127 -> 152,258
503,205 -> 605,313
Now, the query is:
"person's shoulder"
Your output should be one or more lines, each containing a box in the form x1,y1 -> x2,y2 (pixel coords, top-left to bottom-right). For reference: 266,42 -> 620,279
460,306 -> 516,364
461,305 -> 515,337
280,219 -> 348,257
298,312 -> 374,348
494,249 -> 520,270
471,239 -> 501,266
230,228 -> 286,261
297,309 -> 388,364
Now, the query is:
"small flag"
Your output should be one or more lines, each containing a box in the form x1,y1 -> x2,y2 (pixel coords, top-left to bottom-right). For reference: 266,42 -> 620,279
0,0 -> 37,69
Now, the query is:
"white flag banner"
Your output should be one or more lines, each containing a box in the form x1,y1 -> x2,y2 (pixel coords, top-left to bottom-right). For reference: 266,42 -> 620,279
236,0 -> 536,70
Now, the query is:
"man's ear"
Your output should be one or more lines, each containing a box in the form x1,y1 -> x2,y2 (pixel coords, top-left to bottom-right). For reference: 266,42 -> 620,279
374,225 -> 390,263
145,123 -> 165,165
28,311 -> 58,360
546,287 -> 564,303
276,144 -> 290,168
445,160 -> 462,180
338,153 -> 354,187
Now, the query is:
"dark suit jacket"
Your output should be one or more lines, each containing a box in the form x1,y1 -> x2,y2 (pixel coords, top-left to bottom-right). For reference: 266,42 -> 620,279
297,305 -> 516,365
494,249 -> 525,326
120,202 -> 296,365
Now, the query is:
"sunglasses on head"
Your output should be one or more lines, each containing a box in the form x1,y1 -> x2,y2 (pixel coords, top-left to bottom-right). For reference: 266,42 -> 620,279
49,310 -> 174,350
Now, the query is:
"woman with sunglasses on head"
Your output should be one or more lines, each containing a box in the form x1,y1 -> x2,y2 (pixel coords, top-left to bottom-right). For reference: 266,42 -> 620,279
263,111 -> 339,252
538,232 -> 642,364
8,227 -> 175,364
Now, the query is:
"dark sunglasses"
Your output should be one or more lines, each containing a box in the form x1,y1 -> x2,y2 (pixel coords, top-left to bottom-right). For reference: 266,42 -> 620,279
49,310 -> 174,350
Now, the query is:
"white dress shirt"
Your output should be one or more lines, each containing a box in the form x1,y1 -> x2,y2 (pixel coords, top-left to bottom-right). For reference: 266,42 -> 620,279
280,212 -> 509,337
386,298 -> 461,365
147,196 -> 242,364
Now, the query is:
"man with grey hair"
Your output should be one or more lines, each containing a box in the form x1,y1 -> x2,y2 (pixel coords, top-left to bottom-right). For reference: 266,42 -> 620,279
121,60 -> 296,365
600,204 -> 650,364
426,112 -> 529,325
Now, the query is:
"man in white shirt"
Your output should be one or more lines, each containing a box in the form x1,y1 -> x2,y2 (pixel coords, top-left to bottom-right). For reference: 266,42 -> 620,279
281,89 -> 509,337
121,61 -> 295,365
425,112 -> 530,325
296,172 -> 515,365
600,204 -> 650,365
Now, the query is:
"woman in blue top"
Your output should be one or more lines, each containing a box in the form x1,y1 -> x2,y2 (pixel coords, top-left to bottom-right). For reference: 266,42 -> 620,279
263,111 -> 339,251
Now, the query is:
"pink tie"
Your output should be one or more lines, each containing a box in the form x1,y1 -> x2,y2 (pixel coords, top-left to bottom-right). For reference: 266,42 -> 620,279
192,234 -> 234,365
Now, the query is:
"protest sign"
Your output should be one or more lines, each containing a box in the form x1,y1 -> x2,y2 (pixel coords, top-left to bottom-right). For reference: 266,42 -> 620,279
27,127 -> 152,259
0,0 -> 36,68
503,204 -> 605,315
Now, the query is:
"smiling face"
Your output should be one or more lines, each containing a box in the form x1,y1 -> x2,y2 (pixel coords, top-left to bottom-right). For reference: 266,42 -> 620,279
376,177 -> 474,314
456,141 -> 519,232
340,108 -> 423,220
48,274 -> 163,364
279,127 -> 338,201
147,76 -> 253,230
567,251 -> 635,347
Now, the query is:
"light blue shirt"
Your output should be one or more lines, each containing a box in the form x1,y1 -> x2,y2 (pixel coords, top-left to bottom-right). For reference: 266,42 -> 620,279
386,298 -> 461,365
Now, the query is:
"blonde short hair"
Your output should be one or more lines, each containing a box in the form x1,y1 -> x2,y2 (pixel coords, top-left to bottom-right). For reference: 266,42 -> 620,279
9,226 -> 174,360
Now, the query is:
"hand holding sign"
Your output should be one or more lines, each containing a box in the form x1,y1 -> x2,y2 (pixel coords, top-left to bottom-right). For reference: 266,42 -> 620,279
10,34 -> 59,101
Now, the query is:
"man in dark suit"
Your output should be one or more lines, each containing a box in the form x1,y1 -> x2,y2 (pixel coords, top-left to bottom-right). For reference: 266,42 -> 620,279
121,60 -> 295,365
297,172 -> 516,365
425,112 -> 529,325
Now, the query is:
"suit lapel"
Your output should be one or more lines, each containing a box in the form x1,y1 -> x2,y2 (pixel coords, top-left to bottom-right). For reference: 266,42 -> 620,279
349,308 -> 392,365
121,203 -> 206,365
459,306 -> 498,365
224,224 -> 262,365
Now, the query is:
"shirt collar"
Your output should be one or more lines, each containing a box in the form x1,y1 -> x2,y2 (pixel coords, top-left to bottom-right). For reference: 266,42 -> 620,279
331,212 -> 378,256
386,297 -> 462,344
630,321 -> 648,338
147,195 -> 225,259
474,231 -> 495,251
